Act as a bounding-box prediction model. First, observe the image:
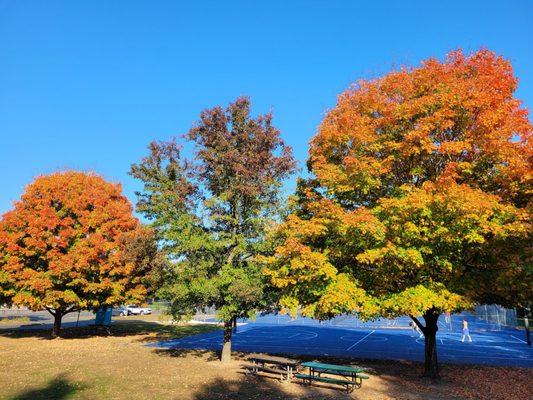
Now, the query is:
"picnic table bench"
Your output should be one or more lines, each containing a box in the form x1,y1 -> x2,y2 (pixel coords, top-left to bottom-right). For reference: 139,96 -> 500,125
296,361 -> 369,392
245,354 -> 300,382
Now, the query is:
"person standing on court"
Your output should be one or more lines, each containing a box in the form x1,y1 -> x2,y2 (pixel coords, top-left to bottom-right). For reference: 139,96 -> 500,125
444,312 -> 452,330
461,319 -> 472,342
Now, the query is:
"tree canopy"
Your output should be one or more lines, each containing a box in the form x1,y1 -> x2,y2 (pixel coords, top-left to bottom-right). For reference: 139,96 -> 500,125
131,97 -> 296,362
0,171 -> 151,336
263,50 -> 532,377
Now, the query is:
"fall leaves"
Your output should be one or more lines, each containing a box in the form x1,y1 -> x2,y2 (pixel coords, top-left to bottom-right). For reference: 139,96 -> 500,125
130,97 -> 296,328
0,171 -> 148,314
264,49 -> 532,321
260,49 -> 531,378
310,49 -> 531,205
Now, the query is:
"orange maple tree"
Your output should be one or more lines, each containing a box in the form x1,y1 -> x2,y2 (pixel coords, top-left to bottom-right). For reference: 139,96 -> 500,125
0,171 -> 149,336
264,50 -> 532,378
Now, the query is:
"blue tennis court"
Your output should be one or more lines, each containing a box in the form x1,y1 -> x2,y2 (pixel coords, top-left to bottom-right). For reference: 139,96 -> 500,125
150,314 -> 533,368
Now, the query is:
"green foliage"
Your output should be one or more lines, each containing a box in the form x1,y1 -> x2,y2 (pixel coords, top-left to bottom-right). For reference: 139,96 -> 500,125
131,97 -> 296,325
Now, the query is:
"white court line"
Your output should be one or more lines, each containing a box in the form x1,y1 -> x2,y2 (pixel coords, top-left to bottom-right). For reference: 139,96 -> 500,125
511,335 -> 527,344
346,330 -> 375,351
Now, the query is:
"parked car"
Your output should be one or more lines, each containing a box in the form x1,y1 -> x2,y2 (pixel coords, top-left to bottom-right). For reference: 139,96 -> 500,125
111,307 -> 129,317
124,304 -> 152,315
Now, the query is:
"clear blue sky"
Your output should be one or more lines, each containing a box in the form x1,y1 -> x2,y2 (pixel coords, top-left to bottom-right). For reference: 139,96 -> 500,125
1,1 -> 532,215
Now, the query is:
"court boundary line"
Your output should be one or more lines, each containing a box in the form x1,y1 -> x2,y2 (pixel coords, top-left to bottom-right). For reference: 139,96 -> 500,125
510,335 -> 527,344
346,330 -> 375,351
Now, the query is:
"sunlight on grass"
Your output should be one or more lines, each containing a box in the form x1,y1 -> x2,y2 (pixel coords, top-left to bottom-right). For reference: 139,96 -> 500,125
0,316 -> 30,324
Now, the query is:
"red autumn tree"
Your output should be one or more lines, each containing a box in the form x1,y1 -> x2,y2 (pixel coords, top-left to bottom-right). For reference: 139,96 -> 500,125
0,171 -> 149,336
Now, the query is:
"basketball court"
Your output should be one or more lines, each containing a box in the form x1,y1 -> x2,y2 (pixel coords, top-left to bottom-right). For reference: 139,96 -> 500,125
150,313 -> 533,368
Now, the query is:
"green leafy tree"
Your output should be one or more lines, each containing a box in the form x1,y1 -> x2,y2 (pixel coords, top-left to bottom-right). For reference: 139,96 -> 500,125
131,97 -> 296,362
264,50 -> 532,378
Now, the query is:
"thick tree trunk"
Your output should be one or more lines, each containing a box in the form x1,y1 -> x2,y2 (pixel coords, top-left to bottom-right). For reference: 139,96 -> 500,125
221,320 -> 233,363
232,316 -> 237,333
422,310 -> 439,379
52,311 -> 63,338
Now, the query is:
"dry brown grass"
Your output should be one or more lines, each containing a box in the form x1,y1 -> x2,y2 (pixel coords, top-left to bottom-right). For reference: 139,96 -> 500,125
0,316 -> 30,324
0,318 -> 530,400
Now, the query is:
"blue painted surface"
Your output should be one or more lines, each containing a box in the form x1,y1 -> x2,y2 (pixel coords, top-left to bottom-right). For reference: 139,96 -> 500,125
150,314 -> 533,368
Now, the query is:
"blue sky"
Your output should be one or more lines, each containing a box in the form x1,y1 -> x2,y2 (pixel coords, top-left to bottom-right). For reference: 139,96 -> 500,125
1,1 -> 532,215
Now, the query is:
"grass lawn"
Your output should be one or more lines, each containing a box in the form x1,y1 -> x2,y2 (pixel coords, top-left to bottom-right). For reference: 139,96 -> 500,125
0,316 -> 30,324
0,317 -> 530,400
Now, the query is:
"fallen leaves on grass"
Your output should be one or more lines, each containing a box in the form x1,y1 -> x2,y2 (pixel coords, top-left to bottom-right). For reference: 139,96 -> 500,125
447,366 -> 532,400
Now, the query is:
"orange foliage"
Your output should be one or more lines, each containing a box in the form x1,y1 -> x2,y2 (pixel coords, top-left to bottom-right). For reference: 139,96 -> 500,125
310,49 -> 531,204
0,171 -> 147,313
265,50 -> 532,321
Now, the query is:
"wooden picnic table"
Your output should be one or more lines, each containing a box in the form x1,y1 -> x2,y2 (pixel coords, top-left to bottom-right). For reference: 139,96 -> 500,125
246,354 -> 300,382
297,361 -> 369,392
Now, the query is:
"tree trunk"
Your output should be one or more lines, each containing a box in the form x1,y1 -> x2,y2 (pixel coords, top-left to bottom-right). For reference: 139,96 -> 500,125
422,310 -> 439,379
232,316 -> 237,333
221,320 -> 233,363
52,310 -> 63,338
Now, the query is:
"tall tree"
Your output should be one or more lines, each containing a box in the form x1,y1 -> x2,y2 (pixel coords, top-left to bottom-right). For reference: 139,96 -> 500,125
264,50 -> 532,378
131,97 -> 296,362
0,171 -> 149,337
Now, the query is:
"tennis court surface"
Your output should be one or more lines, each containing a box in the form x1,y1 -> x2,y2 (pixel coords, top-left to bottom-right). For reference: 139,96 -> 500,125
150,314 -> 533,368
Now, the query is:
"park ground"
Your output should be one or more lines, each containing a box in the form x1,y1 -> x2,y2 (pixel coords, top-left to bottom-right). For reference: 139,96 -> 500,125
0,316 -> 531,400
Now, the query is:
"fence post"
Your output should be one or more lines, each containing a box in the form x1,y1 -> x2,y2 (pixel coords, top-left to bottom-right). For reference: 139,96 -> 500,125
525,306 -> 531,347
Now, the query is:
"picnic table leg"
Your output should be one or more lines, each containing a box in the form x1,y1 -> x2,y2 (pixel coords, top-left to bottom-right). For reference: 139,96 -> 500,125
352,372 -> 359,391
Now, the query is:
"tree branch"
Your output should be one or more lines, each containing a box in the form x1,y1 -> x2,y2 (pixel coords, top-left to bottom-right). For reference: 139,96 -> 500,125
44,307 -> 56,316
409,315 -> 425,333
64,306 -> 79,315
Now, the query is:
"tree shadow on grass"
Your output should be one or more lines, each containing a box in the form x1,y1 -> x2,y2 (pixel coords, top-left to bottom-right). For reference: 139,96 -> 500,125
8,373 -> 87,400
152,347 -> 222,362
0,319 -> 220,342
191,374 -> 357,400
190,365 -> 455,400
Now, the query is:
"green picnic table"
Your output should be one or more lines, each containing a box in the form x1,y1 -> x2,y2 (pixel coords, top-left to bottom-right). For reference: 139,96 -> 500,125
296,361 -> 369,392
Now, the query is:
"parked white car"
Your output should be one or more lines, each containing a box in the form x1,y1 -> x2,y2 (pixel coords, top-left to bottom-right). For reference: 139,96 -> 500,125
124,304 -> 152,315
